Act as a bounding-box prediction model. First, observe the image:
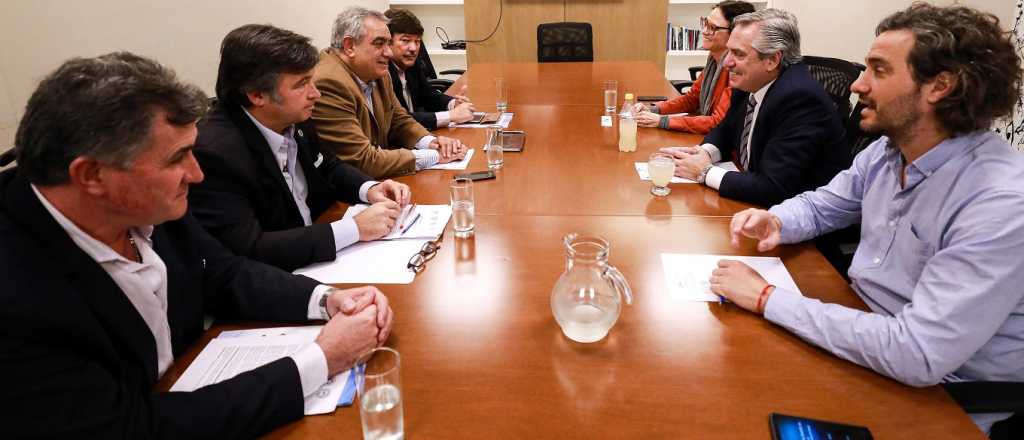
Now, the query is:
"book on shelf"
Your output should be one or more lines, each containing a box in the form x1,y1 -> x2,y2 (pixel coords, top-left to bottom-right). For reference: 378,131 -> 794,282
666,18 -> 705,52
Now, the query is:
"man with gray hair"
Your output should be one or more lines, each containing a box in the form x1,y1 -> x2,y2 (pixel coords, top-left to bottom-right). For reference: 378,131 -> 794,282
661,8 -> 849,207
312,6 -> 466,178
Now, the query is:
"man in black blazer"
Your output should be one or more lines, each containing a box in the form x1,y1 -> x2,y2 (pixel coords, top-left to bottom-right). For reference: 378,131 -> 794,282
0,52 -> 392,438
664,9 -> 848,207
191,24 -> 413,271
385,8 -> 475,130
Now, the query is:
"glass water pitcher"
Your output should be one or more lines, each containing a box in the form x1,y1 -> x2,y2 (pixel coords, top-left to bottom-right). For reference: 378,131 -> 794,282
550,233 -> 633,343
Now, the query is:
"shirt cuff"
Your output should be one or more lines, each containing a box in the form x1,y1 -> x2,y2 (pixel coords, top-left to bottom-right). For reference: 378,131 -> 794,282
435,111 -> 451,127
762,286 -> 803,326
447,99 -> 458,110
700,143 -> 723,163
412,148 -> 440,170
704,166 -> 731,190
307,284 -> 333,320
414,135 -> 436,150
358,180 -> 379,203
288,343 -> 329,397
768,205 -> 801,244
330,218 -> 360,250
658,116 -> 669,129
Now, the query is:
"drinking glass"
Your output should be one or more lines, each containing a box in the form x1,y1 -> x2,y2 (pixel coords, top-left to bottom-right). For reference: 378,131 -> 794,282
648,153 -> 674,196
450,177 -> 475,237
485,126 -> 504,169
357,347 -> 403,440
603,80 -> 618,114
495,77 -> 509,112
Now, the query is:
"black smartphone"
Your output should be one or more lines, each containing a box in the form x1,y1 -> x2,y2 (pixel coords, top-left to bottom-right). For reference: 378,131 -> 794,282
455,170 -> 496,181
637,95 -> 667,102
770,413 -> 872,440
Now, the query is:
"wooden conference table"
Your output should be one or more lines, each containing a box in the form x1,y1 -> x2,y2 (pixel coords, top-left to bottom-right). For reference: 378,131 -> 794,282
158,62 -> 983,438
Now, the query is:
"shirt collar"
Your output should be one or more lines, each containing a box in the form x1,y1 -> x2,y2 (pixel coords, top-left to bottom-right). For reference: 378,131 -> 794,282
752,78 -> 776,105
909,131 -> 988,177
30,184 -> 154,264
242,107 -> 295,152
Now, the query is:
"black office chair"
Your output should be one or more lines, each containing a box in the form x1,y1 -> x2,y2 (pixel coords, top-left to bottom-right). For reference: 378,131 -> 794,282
418,45 -> 465,93
0,148 -> 15,167
943,382 -> 1024,439
803,55 -> 864,119
537,22 -> 593,63
670,66 -> 706,94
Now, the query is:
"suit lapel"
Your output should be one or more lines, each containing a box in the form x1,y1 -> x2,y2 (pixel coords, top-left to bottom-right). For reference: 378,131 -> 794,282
222,103 -> 306,225
389,62 -> 410,111
4,173 -> 160,383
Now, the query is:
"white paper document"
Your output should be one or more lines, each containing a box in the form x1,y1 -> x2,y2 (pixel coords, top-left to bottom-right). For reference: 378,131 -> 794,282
426,148 -> 474,170
170,327 -> 349,415
294,238 -> 429,284
660,253 -> 802,302
342,204 -> 452,240
452,112 -> 513,128
634,161 -> 738,184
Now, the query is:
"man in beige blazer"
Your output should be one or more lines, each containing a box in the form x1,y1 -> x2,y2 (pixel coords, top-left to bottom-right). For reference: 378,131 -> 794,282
312,6 -> 466,179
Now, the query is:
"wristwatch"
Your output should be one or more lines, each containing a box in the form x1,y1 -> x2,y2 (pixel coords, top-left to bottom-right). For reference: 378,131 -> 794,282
319,289 -> 332,320
696,163 -> 714,185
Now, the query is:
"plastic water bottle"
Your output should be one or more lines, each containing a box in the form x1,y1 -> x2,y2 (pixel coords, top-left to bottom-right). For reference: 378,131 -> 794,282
618,93 -> 638,152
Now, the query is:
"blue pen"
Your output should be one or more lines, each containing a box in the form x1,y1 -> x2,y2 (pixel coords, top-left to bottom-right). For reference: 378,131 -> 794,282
401,213 -> 422,235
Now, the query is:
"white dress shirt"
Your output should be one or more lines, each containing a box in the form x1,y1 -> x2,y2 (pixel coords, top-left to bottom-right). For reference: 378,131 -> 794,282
395,68 -> 455,127
700,79 -> 776,189
243,109 -> 376,251
32,185 -> 334,397
353,75 -> 439,169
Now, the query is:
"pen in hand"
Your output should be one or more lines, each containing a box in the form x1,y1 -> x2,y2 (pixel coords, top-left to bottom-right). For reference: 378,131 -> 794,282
400,213 -> 421,236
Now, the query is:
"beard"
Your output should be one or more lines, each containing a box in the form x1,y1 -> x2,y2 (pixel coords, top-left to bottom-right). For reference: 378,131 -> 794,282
859,87 -> 923,145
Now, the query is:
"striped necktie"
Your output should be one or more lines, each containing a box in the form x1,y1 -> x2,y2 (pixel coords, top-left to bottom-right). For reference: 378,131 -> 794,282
737,94 -> 757,170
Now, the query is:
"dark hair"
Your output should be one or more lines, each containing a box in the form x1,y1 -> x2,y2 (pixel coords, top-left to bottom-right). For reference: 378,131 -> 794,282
15,52 -> 207,186
215,24 -> 319,107
876,2 -> 1022,134
716,1 -> 756,27
384,8 -> 424,36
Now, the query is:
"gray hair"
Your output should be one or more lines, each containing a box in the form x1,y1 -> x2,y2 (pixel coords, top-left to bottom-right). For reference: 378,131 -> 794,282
733,9 -> 802,67
331,7 -> 389,49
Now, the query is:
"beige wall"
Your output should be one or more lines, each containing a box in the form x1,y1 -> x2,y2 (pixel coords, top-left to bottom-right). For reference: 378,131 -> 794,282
777,0 -> 1014,64
0,0 -> 387,151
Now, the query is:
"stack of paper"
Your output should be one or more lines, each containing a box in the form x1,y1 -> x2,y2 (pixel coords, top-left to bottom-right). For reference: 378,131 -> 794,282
660,253 -> 802,302
426,148 -> 475,170
634,161 -> 739,184
170,326 -> 358,415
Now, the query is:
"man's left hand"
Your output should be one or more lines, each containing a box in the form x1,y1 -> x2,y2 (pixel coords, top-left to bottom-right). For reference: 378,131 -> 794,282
367,180 -> 411,206
430,136 -> 466,160
709,260 -> 774,314
666,148 -> 712,180
326,286 -> 394,345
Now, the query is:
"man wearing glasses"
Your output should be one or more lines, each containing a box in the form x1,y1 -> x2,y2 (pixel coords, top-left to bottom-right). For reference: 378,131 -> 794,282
661,9 -> 849,207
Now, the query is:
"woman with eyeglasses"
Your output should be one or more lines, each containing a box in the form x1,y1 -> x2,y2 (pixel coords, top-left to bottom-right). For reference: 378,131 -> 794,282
634,1 -> 755,134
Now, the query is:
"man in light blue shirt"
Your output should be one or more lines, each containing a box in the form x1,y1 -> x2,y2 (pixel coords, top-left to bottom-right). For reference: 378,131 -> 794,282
710,4 -> 1024,435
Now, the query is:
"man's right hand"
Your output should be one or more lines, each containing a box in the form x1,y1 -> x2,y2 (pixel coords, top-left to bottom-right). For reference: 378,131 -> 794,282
315,305 -> 379,376
449,102 -> 475,124
730,208 -> 783,252
354,201 -> 401,241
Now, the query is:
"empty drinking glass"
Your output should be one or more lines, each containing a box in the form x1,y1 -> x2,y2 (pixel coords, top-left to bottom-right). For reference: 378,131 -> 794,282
357,347 -> 403,440
450,177 -> 475,237
485,126 -> 504,169
603,80 -> 618,114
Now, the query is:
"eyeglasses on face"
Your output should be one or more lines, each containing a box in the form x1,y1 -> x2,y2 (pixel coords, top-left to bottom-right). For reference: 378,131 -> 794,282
701,17 -> 731,34
407,239 -> 441,273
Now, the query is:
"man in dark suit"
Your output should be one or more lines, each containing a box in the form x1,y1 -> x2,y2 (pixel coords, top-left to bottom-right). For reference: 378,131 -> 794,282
0,52 -> 393,438
384,8 -> 475,130
664,9 -> 848,207
191,24 -> 412,272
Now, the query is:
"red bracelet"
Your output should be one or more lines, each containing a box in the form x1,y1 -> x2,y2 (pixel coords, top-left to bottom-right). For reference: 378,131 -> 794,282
756,284 -> 775,315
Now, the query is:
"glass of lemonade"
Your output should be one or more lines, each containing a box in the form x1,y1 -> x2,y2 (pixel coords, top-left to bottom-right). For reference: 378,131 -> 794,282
603,80 -> 618,114
648,153 -> 675,196
357,347 -> 403,440
485,126 -> 504,169
450,177 -> 475,237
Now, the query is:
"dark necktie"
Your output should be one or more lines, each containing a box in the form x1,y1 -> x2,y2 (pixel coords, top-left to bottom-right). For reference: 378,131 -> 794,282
737,94 -> 757,170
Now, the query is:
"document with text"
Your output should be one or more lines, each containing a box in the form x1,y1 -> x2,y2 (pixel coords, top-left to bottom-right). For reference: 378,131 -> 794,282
170,326 -> 351,415
342,204 -> 451,240
660,253 -> 802,302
